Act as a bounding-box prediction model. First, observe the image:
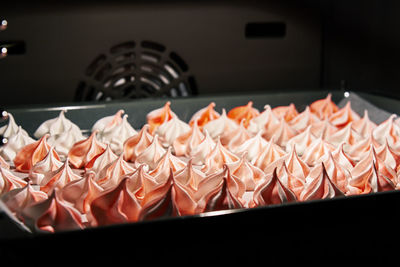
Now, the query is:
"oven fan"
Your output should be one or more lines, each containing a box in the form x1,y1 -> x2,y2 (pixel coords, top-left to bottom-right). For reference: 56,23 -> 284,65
75,40 -> 197,101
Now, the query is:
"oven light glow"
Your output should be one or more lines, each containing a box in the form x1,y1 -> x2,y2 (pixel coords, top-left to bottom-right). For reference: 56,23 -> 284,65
1,47 -> 7,54
1,20 -> 7,26
344,91 -> 350,98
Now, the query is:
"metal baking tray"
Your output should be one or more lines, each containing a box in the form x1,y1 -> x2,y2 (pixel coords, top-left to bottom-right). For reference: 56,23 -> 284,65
1,90 -> 399,264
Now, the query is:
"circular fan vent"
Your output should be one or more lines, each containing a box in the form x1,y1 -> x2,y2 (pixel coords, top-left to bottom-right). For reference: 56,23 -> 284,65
75,40 -> 197,101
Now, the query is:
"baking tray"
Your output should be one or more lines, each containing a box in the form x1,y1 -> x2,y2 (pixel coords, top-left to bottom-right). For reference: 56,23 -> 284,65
1,90 -> 400,264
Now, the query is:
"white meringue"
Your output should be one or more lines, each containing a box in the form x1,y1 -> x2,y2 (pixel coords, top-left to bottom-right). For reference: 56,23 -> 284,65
34,110 -> 81,139
0,126 -> 35,161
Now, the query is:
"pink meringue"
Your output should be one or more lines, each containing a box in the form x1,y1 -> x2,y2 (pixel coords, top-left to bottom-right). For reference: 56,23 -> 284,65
221,120 -> 253,152
40,158 -> 82,194
147,102 -> 176,134
234,131 -> 267,162
289,106 -> 321,132
1,183 -> 48,214
0,155 -> 9,169
189,102 -> 220,128
47,125 -> 85,158
0,167 -> 28,195
247,105 -> 280,134
85,144 -> 118,174
372,114 -> 400,145
14,134 -> 60,173
225,151 -> 265,191
148,147 -> 186,183
252,138 -> 287,171
331,143 -> 355,171
28,147 -> 63,185
139,171 -> 180,220
262,118 -> 297,147
275,162 -> 304,198
272,103 -> 299,122
326,122 -> 363,148
21,189 -> 84,233
348,160 -> 396,195
196,166 -> 244,213
347,133 -> 381,161
60,172 -> 103,215
251,167 -> 297,207
352,110 -> 377,137
301,137 -> 336,166
135,135 -> 166,169
173,120 -> 205,157
123,124 -> 153,163
174,159 -> 206,194
329,102 -> 361,128
285,125 -> 317,156
201,137 -> 240,175
68,131 -> 106,169
310,119 -> 338,139
227,101 -> 260,128
96,154 -> 136,189
309,94 -> 339,119
376,140 -> 400,171
90,177 -> 141,226
300,163 -> 344,201
189,130 -> 216,165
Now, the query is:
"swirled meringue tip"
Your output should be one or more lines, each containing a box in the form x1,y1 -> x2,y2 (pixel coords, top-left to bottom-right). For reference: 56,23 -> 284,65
147,101 -> 176,134
189,102 -> 220,127
309,93 -> 339,119
227,101 -> 260,128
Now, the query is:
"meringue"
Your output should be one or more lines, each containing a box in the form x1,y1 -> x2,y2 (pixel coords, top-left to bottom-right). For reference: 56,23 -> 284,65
148,147 -> 186,183
40,158 -> 82,194
123,124 -> 153,163
247,105 -> 280,134
329,102 -> 360,128
47,125 -> 85,158
203,109 -> 239,140
225,152 -> 265,191
0,113 -> 28,138
91,109 -> 124,134
156,115 -> 191,147
326,122 -> 363,147
0,126 -> 35,161
289,106 -> 320,132
189,130 -> 216,165
96,154 -> 136,189
60,172 -> 103,215
252,138 -> 287,171
1,183 -> 48,214
174,159 -> 206,194
135,135 -> 166,169
285,126 -> 317,156
300,163 -> 344,201
372,114 -> 400,145
189,102 -> 220,128
309,94 -> 339,119
262,118 -> 297,147
68,131 -> 106,169
90,177 -> 141,226
310,119 -> 338,139
221,120 -> 253,152
251,167 -> 297,207
0,167 -> 28,195
301,137 -> 336,166
21,189 -> 84,233
201,137 -> 240,175
85,144 -> 118,174
34,110 -> 82,139
173,120 -> 205,157
14,134 -> 60,173
0,155 -> 9,169
29,147 -> 63,185
272,103 -> 298,122
146,102 -> 176,134
352,110 -> 377,137
234,131 -> 268,162
196,167 -> 244,213
100,114 -> 137,154
227,101 -> 260,128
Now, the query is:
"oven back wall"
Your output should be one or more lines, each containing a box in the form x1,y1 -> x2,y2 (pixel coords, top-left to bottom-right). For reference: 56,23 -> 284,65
0,0 -> 321,106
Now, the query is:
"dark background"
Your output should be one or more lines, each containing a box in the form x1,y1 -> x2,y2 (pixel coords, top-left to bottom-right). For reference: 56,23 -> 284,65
1,0 -> 400,106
